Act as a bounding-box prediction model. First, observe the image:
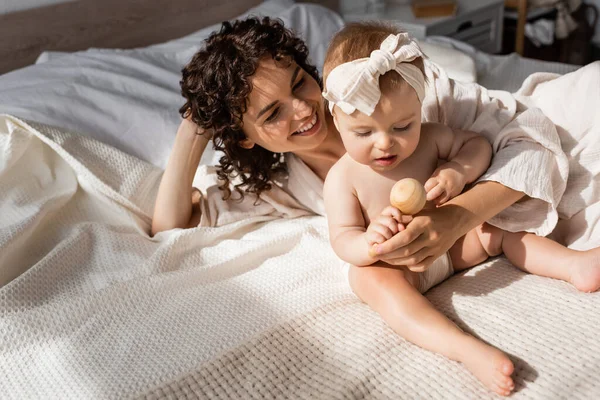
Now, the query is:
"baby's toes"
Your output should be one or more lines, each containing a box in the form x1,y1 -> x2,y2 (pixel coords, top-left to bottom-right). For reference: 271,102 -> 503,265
494,359 -> 515,394
492,383 -> 512,397
498,358 -> 514,376
495,374 -> 514,390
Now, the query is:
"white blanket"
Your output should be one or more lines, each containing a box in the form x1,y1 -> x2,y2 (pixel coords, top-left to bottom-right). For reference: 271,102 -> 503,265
1,62 -> 600,398
0,115 -> 348,397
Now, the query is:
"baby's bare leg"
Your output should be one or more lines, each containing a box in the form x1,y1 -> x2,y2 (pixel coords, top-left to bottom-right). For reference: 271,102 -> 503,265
460,223 -> 600,292
449,229 -> 492,272
349,264 -> 514,396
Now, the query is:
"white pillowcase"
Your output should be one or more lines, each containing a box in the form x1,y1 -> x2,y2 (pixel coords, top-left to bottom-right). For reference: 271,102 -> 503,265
418,40 -> 477,83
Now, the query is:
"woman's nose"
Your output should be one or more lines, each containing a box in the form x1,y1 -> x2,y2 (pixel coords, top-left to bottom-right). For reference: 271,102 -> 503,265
292,99 -> 312,119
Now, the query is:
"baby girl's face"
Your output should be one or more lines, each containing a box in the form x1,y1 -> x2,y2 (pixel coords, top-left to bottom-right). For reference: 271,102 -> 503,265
333,79 -> 422,172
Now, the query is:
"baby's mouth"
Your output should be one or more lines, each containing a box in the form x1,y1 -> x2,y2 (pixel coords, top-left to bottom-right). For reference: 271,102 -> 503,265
374,155 -> 398,166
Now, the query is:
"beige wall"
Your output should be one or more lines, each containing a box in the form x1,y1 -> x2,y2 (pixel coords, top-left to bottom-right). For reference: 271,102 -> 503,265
0,0 -> 76,14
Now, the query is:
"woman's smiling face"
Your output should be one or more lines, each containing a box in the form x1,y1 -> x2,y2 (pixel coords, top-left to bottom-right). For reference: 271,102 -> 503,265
240,57 -> 329,153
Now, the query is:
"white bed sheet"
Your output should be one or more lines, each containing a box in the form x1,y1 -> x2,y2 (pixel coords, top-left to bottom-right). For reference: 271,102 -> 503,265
480,53 -> 580,91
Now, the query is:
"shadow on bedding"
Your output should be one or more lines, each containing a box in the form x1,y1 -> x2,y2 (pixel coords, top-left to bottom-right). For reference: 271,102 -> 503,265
427,257 -> 540,391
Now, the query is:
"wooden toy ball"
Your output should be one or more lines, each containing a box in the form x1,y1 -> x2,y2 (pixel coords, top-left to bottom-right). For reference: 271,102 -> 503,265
390,178 -> 426,215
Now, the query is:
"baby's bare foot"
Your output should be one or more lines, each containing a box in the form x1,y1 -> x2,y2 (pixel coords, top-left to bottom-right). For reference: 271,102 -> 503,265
459,336 -> 515,396
569,248 -> 600,293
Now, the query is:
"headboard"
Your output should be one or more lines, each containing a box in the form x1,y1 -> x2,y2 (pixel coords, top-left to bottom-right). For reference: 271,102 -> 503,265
0,0 -> 339,75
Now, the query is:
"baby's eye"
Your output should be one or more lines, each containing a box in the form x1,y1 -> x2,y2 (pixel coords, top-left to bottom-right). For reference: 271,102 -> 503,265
354,131 -> 372,137
393,123 -> 411,132
266,107 -> 281,123
292,78 -> 305,91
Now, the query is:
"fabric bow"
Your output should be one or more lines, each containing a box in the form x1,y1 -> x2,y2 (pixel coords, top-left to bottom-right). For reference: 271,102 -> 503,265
322,33 -> 425,116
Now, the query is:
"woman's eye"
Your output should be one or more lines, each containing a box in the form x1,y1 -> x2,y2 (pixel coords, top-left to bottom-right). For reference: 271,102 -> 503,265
266,107 -> 280,123
292,78 -> 305,91
393,123 -> 411,132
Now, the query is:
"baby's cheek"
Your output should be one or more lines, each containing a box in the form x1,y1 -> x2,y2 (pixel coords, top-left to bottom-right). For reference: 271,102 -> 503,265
347,142 -> 372,164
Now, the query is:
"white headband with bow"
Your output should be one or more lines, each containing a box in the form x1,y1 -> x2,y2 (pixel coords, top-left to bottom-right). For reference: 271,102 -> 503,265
323,33 -> 425,116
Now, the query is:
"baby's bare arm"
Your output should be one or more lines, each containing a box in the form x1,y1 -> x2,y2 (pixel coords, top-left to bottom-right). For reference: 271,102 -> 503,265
324,163 -> 378,267
422,124 -> 492,204
433,123 -> 492,184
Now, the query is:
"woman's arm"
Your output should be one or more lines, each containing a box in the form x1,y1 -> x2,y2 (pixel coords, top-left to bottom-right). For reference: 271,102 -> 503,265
151,119 -> 211,236
373,181 -> 524,271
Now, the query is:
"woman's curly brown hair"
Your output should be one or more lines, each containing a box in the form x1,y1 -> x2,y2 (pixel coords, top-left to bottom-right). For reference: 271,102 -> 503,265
180,17 -> 321,200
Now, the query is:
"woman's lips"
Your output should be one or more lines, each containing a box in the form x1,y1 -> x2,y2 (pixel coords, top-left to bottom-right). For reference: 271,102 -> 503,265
292,112 -> 320,137
373,155 -> 397,166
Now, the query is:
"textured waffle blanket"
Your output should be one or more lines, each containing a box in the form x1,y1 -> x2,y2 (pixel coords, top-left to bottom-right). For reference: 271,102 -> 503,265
1,64 -> 600,399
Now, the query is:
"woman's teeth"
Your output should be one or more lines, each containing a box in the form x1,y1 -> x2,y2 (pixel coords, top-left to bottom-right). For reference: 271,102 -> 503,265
295,114 -> 317,134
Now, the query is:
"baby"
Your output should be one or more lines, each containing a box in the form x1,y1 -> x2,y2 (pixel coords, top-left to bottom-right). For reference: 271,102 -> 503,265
322,22 -> 600,396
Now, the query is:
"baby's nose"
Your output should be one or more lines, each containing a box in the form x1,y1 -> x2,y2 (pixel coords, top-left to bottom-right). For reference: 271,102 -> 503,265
375,133 -> 394,150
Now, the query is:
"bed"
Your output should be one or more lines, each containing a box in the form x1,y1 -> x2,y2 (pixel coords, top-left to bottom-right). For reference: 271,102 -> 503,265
1,1 -> 598,398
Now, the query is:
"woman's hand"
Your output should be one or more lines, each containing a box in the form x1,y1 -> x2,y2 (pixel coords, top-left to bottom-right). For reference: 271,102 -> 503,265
372,205 -> 469,272
371,181 -> 525,272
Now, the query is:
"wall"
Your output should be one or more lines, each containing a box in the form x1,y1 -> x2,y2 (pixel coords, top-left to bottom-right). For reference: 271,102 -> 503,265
0,0 -> 76,14
5,0 -> 599,42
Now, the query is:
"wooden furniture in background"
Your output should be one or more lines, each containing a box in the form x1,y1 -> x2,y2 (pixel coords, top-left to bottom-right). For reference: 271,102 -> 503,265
345,0 -> 505,53
502,1 -> 598,64
0,0 -> 339,75
504,0 -> 528,55
411,0 -> 457,18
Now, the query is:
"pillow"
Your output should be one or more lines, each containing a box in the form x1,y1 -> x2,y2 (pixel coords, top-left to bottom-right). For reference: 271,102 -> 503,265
418,40 -> 477,83
0,0 -> 344,169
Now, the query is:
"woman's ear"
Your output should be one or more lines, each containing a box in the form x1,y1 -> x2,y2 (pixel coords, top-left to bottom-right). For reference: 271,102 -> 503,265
239,138 -> 255,149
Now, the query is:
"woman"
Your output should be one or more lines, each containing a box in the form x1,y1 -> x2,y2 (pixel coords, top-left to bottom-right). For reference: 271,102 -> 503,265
152,17 -> 600,272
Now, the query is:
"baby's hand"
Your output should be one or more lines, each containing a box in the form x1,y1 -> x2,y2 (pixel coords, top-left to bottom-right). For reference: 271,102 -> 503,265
365,206 -> 411,249
424,162 -> 466,206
